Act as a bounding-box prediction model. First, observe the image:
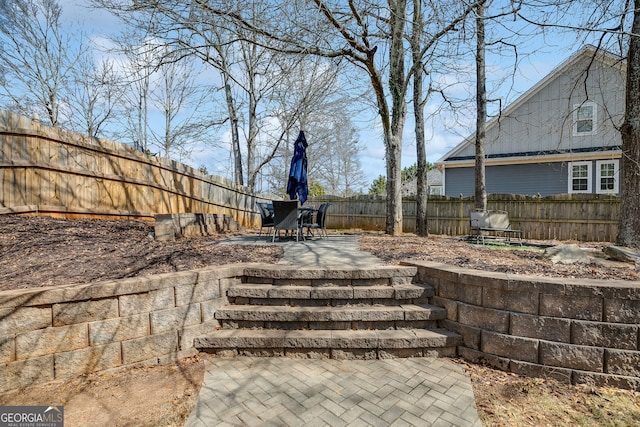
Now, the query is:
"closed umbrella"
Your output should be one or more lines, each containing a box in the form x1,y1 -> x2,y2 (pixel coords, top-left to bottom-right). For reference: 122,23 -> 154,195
286,130 -> 309,205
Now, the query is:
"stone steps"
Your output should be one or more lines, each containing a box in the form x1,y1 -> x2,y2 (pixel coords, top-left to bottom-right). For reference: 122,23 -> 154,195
194,328 -> 461,359
227,283 -> 434,306
194,268 -> 462,359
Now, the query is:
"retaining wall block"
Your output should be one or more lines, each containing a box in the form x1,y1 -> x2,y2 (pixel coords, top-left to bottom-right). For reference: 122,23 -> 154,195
0,306 -> 51,335
89,313 -> 150,346
539,294 -> 602,321
54,342 -> 122,379
201,298 -> 229,323
605,349 -> 640,377
572,320 -> 638,350
509,360 -> 572,384
481,330 -> 539,363
150,304 -> 201,334
458,346 -> 510,371
0,334 -> 14,363
458,303 -> 509,333
119,288 -> 175,316
483,287 -> 538,314
431,296 -> 457,321
539,341 -> 604,372
510,313 -> 571,343
604,299 -> 640,324
121,331 -> 179,365
572,371 -> 640,391
175,281 -> 220,306
15,323 -> 88,360
179,320 -> 220,350
441,320 -> 481,349
53,298 -> 119,326
0,355 -> 54,393
438,281 -> 482,305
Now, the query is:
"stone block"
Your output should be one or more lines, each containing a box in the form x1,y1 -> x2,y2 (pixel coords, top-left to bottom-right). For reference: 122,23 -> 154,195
509,360 -> 572,384
312,287 -> 354,299
483,287 -> 538,314
431,296 -> 457,321
331,349 -> 378,360
150,304 -> 201,334
179,321 -> 219,350
539,294 -> 602,321
119,288 -> 174,316
121,331 -> 178,364
0,355 -> 54,393
352,285 -> 395,299
376,330 -> 417,348
539,341 -> 604,372
268,286 -> 311,299
352,278 -> 389,287
379,348 -> 423,358
510,313 -> 571,342
458,303 -> 509,333
395,284 -> 433,299
412,328 -> 461,347
16,323 -> 88,360
226,284 -> 270,298
284,330 -> 332,348
0,306 -> 51,335
605,349 -> 640,376
235,330 -> 285,348
481,330 -> 538,363
0,334 -> 14,363
331,330 -> 378,348
458,347 -> 510,371
402,305 -> 445,321
175,282 -> 220,305
437,281 -> 482,305
604,299 -> 640,323
53,298 -> 119,326
572,371 -> 640,391
285,348 -> 330,359
572,321 -> 638,350
89,314 -> 150,345
441,320 -> 481,349
54,343 -> 122,379
201,298 -> 228,323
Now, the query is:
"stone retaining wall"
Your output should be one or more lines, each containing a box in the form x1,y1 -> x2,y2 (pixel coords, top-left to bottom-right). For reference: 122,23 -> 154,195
407,260 -> 640,390
0,265 -> 244,393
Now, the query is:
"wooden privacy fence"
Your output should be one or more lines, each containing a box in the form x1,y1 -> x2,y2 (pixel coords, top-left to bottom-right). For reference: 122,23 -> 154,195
0,110 -> 263,227
0,110 -> 620,241
310,193 -> 620,242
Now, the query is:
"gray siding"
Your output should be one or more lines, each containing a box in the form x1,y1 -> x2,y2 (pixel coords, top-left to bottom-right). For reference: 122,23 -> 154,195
445,163 -> 568,197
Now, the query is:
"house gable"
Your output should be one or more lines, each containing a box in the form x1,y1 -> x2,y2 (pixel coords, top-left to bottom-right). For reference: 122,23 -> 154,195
438,46 -> 625,167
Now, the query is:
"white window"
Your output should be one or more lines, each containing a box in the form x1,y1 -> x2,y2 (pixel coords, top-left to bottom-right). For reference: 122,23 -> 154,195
596,159 -> 619,194
573,102 -> 597,135
568,161 -> 591,193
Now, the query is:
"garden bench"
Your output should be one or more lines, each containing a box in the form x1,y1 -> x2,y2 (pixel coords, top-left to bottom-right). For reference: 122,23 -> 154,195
469,209 -> 522,245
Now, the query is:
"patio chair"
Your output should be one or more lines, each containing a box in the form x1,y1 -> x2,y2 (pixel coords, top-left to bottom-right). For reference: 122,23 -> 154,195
271,200 -> 300,242
256,202 -> 274,238
302,202 -> 329,239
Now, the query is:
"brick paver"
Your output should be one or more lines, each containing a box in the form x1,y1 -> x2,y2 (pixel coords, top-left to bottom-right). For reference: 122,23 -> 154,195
185,357 -> 481,426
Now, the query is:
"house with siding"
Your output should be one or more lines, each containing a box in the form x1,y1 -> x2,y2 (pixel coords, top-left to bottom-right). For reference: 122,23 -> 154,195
436,46 -> 625,197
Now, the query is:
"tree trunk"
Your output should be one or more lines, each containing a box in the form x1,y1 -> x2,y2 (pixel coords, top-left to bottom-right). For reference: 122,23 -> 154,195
617,0 -> 640,248
386,0 -> 408,236
412,0 -> 428,237
474,1 -> 488,211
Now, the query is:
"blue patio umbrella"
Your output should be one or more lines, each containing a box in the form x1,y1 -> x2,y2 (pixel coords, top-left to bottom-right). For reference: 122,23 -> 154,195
286,130 -> 309,205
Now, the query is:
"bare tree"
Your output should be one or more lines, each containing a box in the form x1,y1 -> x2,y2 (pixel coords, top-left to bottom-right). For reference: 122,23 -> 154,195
148,51 -> 216,160
475,0 -> 488,211
619,1 -> 640,247
68,54 -> 123,137
0,0 -> 83,126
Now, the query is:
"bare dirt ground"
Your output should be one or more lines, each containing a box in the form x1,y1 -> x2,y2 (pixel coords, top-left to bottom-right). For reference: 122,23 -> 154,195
1,215 -> 639,426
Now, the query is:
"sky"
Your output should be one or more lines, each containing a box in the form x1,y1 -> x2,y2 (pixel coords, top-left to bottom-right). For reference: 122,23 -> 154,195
58,0 -> 607,191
